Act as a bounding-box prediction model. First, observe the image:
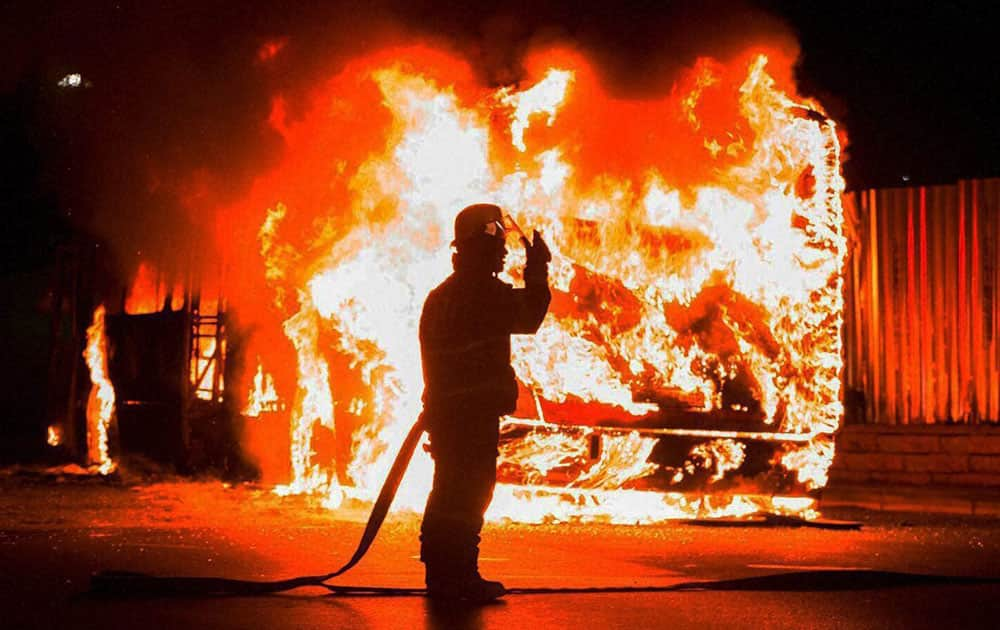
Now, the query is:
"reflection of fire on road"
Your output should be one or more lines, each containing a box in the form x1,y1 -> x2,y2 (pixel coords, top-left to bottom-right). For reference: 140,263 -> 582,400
221,44 -> 846,524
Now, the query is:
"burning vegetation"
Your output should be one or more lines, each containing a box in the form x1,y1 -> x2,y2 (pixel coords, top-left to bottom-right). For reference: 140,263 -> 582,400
99,41 -> 845,523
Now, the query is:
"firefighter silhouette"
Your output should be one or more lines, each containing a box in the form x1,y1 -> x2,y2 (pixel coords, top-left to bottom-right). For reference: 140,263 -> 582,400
419,203 -> 551,601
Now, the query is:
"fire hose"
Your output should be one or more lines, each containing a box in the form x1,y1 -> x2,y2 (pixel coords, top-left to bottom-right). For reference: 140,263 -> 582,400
89,212 -> 550,598
92,415 -> 428,597
90,415 -> 703,598
87,205 -> 985,598
90,414 -> 990,599
88,415 -> 731,598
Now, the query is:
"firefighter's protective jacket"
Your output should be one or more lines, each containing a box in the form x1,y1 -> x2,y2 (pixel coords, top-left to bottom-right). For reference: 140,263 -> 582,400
420,268 -> 550,418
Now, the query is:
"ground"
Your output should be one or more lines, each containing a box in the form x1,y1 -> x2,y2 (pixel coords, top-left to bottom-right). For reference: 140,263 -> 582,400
2,472 -> 999,629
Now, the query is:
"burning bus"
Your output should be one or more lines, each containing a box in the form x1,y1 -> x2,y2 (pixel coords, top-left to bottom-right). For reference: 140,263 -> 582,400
56,43 -> 848,524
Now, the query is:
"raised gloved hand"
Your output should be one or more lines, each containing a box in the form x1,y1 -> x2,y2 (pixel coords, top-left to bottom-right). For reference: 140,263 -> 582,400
523,229 -> 552,266
523,229 -> 550,286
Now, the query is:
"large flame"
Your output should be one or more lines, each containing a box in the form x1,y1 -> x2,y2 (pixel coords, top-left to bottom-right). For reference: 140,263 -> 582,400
84,305 -> 116,475
231,45 -> 845,522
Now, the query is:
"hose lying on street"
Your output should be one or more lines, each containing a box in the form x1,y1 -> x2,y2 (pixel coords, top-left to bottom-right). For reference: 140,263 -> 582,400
89,415 -> 996,599
92,415 -> 428,597
306,570 -> 1000,596
91,569 -> 999,598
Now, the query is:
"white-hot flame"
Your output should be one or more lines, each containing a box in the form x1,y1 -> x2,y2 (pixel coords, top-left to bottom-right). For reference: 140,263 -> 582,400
84,305 -> 116,475
247,48 -> 844,523
244,358 -> 280,417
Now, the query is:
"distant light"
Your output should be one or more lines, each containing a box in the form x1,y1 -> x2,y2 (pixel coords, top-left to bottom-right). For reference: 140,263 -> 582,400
901,175 -> 911,183
58,73 -> 91,88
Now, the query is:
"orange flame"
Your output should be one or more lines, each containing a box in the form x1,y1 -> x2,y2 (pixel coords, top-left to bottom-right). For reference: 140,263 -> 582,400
125,262 -> 184,314
84,305 -> 116,475
47,425 -> 63,447
235,45 -> 844,522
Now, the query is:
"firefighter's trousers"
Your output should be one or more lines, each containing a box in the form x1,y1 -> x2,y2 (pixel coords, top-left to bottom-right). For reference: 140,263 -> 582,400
420,412 -> 500,581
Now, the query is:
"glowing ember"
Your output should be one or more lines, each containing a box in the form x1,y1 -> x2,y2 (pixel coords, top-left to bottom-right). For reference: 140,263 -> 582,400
47,425 -> 63,447
233,45 -> 845,522
257,38 -> 288,63
84,305 -> 116,475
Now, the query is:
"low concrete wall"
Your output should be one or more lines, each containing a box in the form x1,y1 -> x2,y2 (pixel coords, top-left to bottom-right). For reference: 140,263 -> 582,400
830,424 -> 1000,486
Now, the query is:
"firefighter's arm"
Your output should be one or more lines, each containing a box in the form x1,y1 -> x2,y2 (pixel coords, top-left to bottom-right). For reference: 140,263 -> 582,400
509,229 -> 552,334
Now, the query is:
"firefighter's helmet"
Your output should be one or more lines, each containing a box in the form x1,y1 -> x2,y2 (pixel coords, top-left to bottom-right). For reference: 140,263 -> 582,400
452,203 -> 507,247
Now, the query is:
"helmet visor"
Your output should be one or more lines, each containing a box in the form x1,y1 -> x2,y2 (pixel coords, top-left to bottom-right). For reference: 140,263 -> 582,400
483,219 -> 506,238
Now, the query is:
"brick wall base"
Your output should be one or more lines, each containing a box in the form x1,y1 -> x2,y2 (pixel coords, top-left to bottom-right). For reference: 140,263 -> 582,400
831,424 -> 1000,486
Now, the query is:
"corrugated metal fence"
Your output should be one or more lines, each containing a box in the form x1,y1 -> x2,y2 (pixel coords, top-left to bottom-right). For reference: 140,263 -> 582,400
844,178 -> 1000,424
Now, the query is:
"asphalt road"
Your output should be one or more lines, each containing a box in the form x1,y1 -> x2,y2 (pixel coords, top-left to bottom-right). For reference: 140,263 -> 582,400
2,475 -> 999,629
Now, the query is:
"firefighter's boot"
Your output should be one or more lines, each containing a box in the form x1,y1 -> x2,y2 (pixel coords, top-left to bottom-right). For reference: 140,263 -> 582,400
423,545 -> 505,602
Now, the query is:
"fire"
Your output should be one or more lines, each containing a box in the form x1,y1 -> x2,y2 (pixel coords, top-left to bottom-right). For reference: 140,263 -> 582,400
680,439 -> 747,483
257,38 -> 287,63
272,290 -> 338,498
244,358 -> 280,417
125,261 -> 184,314
779,436 -> 836,490
231,44 -> 845,522
499,69 -> 574,152
84,305 -> 116,475
47,425 -> 63,447
193,337 -> 222,401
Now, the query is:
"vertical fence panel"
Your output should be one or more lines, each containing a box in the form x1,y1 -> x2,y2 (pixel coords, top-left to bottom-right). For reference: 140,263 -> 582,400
880,188 -> 897,423
945,184 -> 961,421
970,181 -> 984,421
990,180 -> 1000,420
918,188 -> 932,421
931,186 -> 948,422
844,178 -> 1000,425
866,190 -> 881,422
904,189 -> 916,423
